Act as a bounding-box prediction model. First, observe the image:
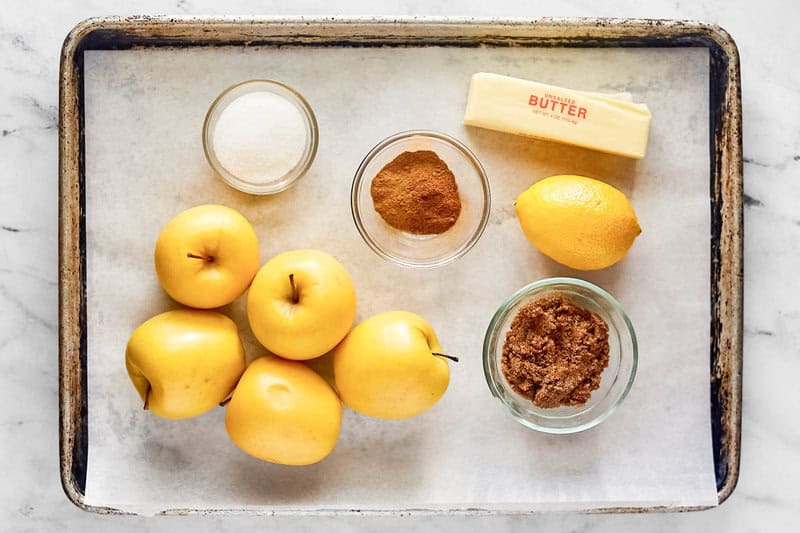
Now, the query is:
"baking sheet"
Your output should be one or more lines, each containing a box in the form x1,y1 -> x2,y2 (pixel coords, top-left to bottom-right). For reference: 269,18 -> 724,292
83,45 -> 717,514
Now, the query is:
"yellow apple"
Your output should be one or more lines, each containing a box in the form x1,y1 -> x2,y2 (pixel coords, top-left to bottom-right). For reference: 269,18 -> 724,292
125,309 -> 246,419
333,311 -> 453,419
154,204 -> 259,309
247,249 -> 356,360
225,356 -> 342,466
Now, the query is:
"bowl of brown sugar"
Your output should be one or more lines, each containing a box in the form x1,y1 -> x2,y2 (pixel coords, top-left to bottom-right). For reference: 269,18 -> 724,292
351,130 -> 491,268
483,278 -> 637,434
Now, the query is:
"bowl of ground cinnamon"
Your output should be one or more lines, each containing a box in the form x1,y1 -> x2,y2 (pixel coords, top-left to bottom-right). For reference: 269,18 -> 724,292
483,278 -> 637,434
351,130 -> 491,268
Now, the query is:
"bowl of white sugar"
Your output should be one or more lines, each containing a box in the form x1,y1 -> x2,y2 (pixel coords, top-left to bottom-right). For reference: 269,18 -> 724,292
203,80 -> 318,195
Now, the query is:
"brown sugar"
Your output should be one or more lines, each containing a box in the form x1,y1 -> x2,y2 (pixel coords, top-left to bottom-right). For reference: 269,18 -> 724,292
501,294 -> 609,408
370,150 -> 461,234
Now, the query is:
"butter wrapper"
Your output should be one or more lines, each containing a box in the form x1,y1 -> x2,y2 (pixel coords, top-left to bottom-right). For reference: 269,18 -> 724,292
464,72 -> 652,159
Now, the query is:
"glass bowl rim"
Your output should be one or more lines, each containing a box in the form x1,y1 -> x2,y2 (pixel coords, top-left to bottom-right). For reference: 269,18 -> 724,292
482,276 -> 638,434
202,78 -> 319,195
350,129 -> 491,269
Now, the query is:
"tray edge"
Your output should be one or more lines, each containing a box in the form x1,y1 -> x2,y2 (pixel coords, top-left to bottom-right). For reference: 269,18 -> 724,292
703,23 -> 743,506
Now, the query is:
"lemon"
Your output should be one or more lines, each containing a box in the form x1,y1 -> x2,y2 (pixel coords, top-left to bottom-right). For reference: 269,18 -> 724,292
515,175 -> 641,270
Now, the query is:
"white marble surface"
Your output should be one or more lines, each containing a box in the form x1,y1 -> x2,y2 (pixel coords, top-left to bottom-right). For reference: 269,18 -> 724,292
0,0 -> 797,531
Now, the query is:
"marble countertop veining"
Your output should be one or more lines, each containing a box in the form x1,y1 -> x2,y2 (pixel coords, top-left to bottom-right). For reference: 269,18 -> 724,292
1,0 -> 798,531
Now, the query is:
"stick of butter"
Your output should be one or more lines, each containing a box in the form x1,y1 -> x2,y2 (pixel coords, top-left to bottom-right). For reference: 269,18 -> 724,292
463,73 -> 652,159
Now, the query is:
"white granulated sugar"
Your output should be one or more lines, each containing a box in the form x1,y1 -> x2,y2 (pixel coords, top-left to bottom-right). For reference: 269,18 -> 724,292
213,91 -> 307,183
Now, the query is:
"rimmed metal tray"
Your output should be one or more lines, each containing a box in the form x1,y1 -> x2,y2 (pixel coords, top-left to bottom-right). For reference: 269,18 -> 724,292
59,16 -> 742,514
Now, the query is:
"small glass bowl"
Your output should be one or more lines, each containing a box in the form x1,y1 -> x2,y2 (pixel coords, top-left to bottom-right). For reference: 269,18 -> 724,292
203,79 -> 318,195
351,130 -> 491,269
483,278 -> 637,434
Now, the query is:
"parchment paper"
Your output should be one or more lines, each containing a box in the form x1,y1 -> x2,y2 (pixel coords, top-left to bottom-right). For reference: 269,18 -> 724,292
83,45 -> 717,514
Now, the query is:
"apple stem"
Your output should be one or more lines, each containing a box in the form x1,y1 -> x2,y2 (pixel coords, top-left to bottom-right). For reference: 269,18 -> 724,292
433,352 -> 459,363
187,252 -> 213,262
289,273 -> 299,304
219,375 -> 243,408
143,385 -> 150,411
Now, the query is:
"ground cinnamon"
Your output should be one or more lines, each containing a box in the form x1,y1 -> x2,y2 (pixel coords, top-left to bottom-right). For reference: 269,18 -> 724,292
501,294 -> 609,408
370,150 -> 461,234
